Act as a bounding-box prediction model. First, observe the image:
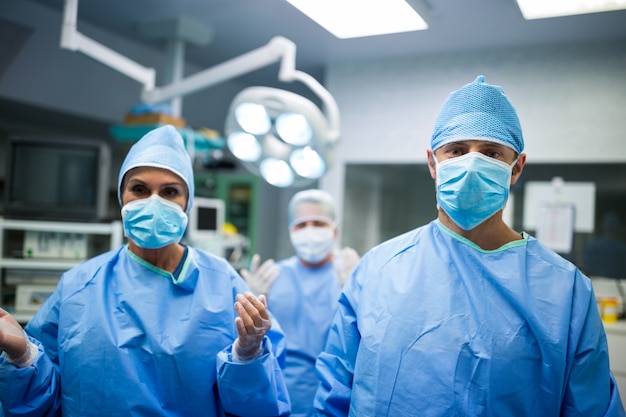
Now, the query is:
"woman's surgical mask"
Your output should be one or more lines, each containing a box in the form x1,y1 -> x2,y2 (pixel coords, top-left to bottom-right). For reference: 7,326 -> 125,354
121,194 -> 188,249
435,152 -> 517,230
290,225 -> 335,265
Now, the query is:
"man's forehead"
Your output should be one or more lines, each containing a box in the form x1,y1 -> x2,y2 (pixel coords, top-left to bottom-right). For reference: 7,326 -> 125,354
295,201 -> 326,216
437,140 -> 516,154
291,215 -> 333,229
444,139 -> 508,148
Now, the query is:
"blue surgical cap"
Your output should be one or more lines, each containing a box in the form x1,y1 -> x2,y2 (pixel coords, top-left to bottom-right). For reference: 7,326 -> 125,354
117,125 -> 194,213
431,75 -> 524,154
288,189 -> 336,227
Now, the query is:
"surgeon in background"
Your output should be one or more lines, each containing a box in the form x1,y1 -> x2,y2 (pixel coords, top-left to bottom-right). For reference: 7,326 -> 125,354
0,125 -> 290,417
314,76 -> 625,416
242,189 -> 359,417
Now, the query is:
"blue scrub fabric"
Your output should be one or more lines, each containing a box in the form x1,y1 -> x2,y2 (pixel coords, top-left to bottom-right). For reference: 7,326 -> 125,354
314,220 -> 625,417
0,246 -> 290,417
268,256 -> 341,417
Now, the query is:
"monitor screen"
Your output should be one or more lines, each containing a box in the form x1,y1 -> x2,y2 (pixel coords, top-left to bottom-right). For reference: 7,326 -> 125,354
3,135 -> 111,221
196,206 -> 219,232
186,197 -> 225,244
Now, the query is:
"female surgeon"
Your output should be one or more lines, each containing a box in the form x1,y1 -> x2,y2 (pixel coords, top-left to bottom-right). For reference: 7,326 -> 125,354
0,125 -> 291,416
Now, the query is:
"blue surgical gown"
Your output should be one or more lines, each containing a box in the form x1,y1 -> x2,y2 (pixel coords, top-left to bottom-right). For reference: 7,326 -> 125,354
0,245 -> 290,417
268,256 -> 341,417
314,220 -> 625,416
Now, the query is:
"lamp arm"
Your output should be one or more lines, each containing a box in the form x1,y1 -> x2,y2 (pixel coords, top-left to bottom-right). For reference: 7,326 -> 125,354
285,69 -> 341,144
60,0 -> 156,89
141,36 -> 290,104
275,39 -> 341,143
59,0 -> 339,141
142,36 -> 340,142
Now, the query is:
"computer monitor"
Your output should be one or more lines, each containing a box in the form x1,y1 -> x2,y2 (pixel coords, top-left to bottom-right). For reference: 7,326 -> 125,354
3,135 -> 111,221
186,197 -> 225,244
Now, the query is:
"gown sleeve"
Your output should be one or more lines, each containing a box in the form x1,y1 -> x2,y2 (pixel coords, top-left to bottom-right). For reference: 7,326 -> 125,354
216,324 -> 291,416
215,268 -> 291,417
0,287 -> 63,416
312,257 -> 365,416
561,270 -> 625,417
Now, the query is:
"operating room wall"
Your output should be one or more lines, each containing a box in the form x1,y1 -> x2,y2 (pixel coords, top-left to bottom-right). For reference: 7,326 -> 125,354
321,40 -> 626,254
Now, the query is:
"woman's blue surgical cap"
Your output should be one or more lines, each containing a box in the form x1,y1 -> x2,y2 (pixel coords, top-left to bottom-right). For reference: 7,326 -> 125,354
430,75 -> 524,154
117,125 -> 195,213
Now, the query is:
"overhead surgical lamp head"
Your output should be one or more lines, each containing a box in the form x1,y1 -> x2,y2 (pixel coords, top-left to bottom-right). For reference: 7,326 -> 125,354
225,86 -> 335,187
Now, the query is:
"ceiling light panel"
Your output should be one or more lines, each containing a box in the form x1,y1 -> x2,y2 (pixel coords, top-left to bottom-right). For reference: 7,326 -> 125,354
286,0 -> 428,39
516,0 -> 626,19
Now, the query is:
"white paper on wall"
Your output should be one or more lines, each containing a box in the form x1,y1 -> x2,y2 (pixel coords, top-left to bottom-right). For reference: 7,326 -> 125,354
535,203 -> 575,253
523,180 -> 595,233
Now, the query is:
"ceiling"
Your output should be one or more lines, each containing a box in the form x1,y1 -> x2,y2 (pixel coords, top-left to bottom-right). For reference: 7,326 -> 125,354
28,0 -> 626,86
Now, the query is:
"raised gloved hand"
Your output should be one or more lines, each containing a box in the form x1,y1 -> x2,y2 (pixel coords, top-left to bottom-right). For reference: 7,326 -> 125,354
233,292 -> 272,362
334,247 -> 360,286
240,254 -> 280,296
0,308 -> 37,367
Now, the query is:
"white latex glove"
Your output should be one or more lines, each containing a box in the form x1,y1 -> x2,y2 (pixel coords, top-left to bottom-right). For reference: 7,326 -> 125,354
240,253 -> 280,296
334,247 -> 360,286
233,292 -> 272,362
0,308 -> 38,367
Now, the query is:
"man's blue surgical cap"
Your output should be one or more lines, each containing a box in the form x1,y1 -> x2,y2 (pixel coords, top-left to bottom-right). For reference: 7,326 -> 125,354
117,125 -> 195,213
430,75 -> 524,154
288,189 -> 336,227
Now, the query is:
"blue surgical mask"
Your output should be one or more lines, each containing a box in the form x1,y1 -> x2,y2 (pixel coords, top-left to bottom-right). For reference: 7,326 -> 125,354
290,226 -> 335,264
435,152 -> 516,230
121,194 -> 188,249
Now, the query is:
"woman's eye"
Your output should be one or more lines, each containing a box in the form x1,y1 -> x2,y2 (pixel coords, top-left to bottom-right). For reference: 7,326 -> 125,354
163,187 -> 181,198
130,185 -> 147,194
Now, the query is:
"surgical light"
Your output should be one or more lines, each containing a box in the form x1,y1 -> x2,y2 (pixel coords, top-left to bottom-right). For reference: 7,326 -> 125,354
235,102 -> 272,135
261,159 -> 294,188
60,0 -> 340,188
290,147 -> 326,179
225,86 -> 333,187
227,132 -> 262,162
276,113 -> 312,146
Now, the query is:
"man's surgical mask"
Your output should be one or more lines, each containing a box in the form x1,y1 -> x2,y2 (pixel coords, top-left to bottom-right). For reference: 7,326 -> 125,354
435,152 -> 516,230
290,226 -> 335,265
121,194 -> 188,249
